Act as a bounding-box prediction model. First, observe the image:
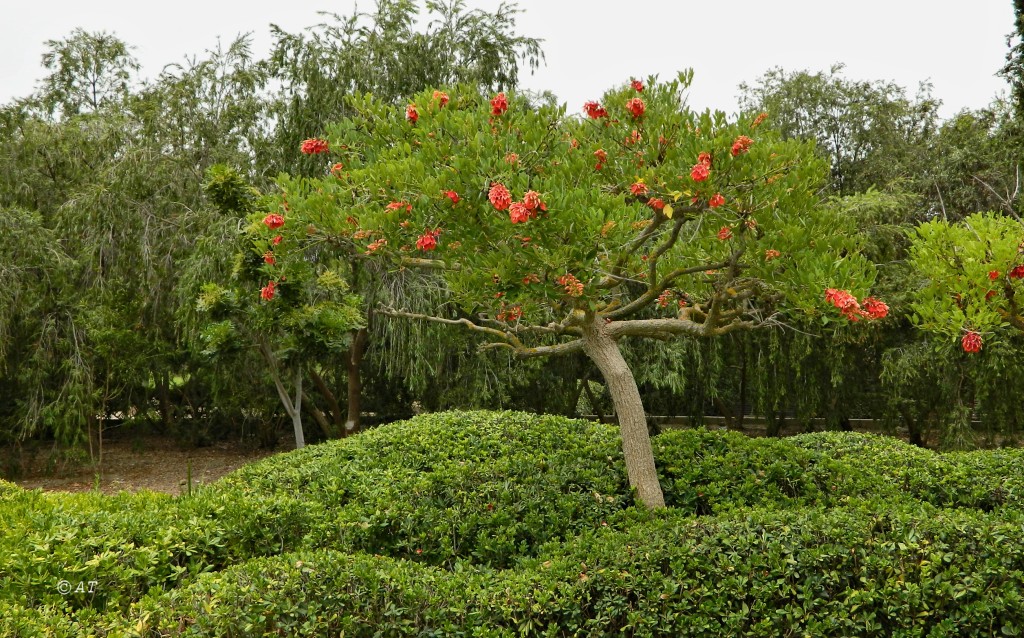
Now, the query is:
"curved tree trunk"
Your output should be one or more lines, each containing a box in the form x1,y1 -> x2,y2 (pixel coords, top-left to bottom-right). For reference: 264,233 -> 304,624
582,317 -> 666,509
345,327 -> 368,435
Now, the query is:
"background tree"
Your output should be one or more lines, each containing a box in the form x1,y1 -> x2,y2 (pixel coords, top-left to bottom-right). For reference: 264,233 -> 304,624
38,28 -> 139,118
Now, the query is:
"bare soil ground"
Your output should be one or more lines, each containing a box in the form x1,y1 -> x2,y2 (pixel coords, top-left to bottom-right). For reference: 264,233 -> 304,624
10,436 -> 277,496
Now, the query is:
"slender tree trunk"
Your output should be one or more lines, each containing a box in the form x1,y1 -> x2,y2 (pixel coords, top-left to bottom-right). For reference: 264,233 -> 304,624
583,380 -> 606,424
582,317 -> 666,509
310,368 -> 344,429
303,391 -> 334,439
345,328 -> 368,434
157,371 -> 172,432
261,339 -> 306,449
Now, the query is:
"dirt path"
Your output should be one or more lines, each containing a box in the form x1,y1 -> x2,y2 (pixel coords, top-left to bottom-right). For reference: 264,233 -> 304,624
11,436 -> 278,496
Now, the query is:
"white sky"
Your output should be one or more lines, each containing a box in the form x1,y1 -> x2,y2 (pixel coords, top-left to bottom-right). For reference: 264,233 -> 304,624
0,1 -> 1014,120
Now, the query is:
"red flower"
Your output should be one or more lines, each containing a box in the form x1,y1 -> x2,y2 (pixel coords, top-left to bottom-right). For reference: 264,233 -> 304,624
626,129 -> 642,145
272,235 -> 283,246
657,290 -> 673,308
731,135 -> 754,157
497,304 -> 523,322
708,193 -> 725,208
862,297 -> 889,319
962,331 -> 983,353
263,251 -> 276,265
366,238 -> 387,254
432,90 -> 449,107
509,202 -> 530,224
1010,265 -> 1024,279
986,290 -> 997,300
406,104 -> 419,123
626,97 -> 646,119
385,201 -> 412,213
630,182 -> 649,196
260,280 -> 276,301
583,101 -> 608,119
504,152 -> 519,165
444,190 -> 460,204
416,231 -> 438,251
488,183 -> 511,211
523,190 -> 545,213
263,214 -> 285,230
330,162 -> 344,176
647,197 -> 665,211
697,151 -> 713,167
490,92 -> 509,116
751,112 -> 768,128
300,138 -> 329,154
717,226 -> 732,241
557,274 -> 584,297
764,249 -> 781,261
630,78 -> 644,92
988,270 -> 1000,280
691,163 -> 710,182
594,148 -> 608,170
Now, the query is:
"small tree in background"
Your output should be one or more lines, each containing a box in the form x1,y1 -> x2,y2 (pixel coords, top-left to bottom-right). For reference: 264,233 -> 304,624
278,74 -> 886,507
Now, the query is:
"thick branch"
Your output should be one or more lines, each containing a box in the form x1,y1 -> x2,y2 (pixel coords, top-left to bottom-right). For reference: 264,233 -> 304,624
604,261 -> 730,320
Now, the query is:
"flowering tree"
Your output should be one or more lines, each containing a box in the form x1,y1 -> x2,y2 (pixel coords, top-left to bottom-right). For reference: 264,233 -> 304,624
909,212 -> 1024,353
278,75 -> 884,507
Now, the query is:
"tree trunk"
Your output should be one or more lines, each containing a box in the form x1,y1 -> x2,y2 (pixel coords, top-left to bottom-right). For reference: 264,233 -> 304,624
310,368 -> 344,431
345,328 -> 368,435
582,317 -> 666,509
157,371 -> 172,432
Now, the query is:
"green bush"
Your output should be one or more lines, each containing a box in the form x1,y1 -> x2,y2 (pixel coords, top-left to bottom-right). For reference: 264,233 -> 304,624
2,411 -> 1024,636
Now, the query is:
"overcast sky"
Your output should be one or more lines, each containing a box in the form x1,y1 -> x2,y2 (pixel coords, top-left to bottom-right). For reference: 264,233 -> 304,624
0,1 -> 1014,119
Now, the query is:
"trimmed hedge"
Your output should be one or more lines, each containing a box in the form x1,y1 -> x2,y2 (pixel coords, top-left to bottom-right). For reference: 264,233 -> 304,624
2,411 -> 1023,636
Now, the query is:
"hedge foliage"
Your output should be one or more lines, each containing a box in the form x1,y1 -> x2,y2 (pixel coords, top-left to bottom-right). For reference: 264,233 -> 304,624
1,411 -> 1023,636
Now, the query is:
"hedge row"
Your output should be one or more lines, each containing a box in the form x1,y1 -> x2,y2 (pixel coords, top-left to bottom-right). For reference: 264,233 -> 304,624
2,411 -> 1023,632
9,502 -> 1021,637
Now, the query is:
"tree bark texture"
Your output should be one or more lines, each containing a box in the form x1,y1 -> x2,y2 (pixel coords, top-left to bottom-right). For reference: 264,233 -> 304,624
582,317 -> 666,509
345,327 -> 368,434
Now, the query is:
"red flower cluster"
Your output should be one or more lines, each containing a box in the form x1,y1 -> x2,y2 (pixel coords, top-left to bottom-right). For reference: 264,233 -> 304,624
272,234 -> 283,246
522,273 -> 541,285
490,92 -> 509,116
731,135 -> 754,157
523,190 -> 545,213
647,197 -> 665,211
385,201 -> 412,213
366,238 -> 387,254
432,90 -> 449,107
583,101 -> 608,119
509,202 -> 530,224
263,214 -> 285,230
708,193 -> 725,208
630,182 -> 648,196
697,152 -> 713,168
504,152 -> 519,165
557,274 -> 584,297
825,288 -> 888,321
626,129 -> 642,145
962,331 -> 983,353
626,97 -> 646,119
717,226 -> 732,241
488,183 -> 512,211
444,190 -> 460,204
764,249 -> 781,261
657,290 -> 673,308
691,163 -> 710,182
751,112 -> 768,128
330,162 -> 345,177
406,104 -> 419,123
989,270 -> 1000,280
416,228 -> 441,251
631,78 -> 644,92
260,280 -> 276,301
594,148 -> 608,170
1010,265 -> 1024,279
263,251 -> 276,265
300,138 -> 329,155
497,304 -> 523,322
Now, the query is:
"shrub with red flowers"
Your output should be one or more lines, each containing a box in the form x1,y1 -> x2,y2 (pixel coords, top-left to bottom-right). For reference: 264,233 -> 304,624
730,135 -> 754,157
416,229 -> 441,251
630,78 -> 644,92
444,190 -> 460,204
275,79 -> 881,508
910,212 -> 1024,352
432,90 -> 449,107
406,104 -> 419,123
260,280 -> 277,301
